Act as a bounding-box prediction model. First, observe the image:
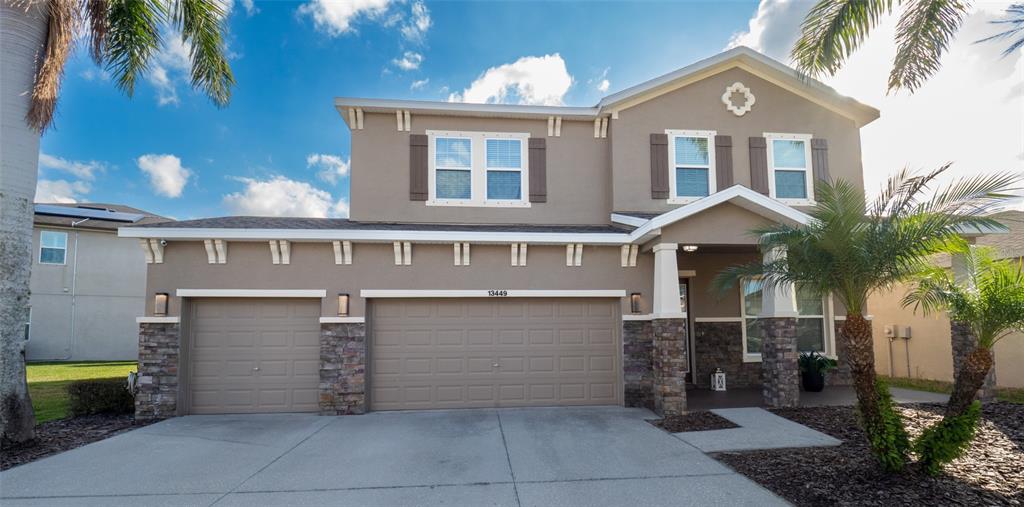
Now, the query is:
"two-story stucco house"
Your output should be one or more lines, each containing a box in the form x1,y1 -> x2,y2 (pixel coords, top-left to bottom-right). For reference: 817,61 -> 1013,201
29,203 -> 168,361
121,47 -> 880,419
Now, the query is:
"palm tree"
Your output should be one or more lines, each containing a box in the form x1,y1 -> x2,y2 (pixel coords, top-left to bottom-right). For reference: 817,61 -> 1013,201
713,167 -> 1017,469
903,247 -> 1024,417
792,0 -> 1024,93
1,0 -> 235,443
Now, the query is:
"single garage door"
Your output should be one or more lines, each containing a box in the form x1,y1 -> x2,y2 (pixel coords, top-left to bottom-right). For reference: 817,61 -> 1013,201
370,298 -> 620,411
188,298 -> 320,414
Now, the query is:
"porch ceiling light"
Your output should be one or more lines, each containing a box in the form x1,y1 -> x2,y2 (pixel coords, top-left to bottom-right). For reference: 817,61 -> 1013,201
154,293 -> 169,316
338,293 -> 350,317
682,245 -> 698,252
630,293 -> 642,314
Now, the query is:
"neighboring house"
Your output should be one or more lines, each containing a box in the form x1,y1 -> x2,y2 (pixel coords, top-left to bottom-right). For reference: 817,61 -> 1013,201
29,203 -> 169,361
122,47 -> 884,419
870,210 -> 1024,389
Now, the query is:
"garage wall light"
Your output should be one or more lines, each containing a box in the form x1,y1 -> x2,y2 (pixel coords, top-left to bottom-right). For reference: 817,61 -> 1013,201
338,293 -> 350,317
154,293 -> 169,316
630,293 -> 642,314
682,245 -> 698,253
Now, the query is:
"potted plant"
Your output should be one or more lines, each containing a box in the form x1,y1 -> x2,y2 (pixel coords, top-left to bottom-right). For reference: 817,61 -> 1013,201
799,351 -> 837,392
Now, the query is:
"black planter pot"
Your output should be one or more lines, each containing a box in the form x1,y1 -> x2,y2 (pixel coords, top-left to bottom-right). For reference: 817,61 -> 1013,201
802,370 -> 826,392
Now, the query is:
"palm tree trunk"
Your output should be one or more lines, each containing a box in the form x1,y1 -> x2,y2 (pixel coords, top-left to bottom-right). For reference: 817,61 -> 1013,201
840,313 -> 882,430
1,0 -> 49,442
947,347 -> 994,417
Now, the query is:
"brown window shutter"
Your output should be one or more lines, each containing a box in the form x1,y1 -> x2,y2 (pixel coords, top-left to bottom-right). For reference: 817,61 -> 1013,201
528,138 -> 547,203
650,133 -> 669,199
409,134 -> 428,201
811,138 -> 830,183
748,136 -> 769,195
714,135 -> 733,190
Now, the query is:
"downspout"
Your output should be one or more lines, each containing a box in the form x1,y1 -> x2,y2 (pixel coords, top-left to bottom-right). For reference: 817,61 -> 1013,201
61,218 -> 89,360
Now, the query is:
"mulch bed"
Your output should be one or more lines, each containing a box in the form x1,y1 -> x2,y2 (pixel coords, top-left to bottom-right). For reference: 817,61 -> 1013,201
714,402 -> 1024,506
649,410 -> 740,432
1,414 -> 154,471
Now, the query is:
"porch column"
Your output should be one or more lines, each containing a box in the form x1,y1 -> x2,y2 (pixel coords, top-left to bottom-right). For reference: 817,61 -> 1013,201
759,247 -> 800,408
950,250 -> 996,402
651,243 -> 687,415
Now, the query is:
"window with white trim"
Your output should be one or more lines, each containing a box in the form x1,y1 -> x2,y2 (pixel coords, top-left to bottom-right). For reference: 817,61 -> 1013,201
39,230 -> 67,265
740,279 -> 834,362
427,130 -> 530,208
765,133 -> 814,204
667,130 -> 716,203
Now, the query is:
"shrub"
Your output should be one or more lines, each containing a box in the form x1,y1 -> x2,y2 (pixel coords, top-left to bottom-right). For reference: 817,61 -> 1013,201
67,379 -> 135,417
862,379 -> 911,472
798,351 -> 837,374
914,401 -> 981,475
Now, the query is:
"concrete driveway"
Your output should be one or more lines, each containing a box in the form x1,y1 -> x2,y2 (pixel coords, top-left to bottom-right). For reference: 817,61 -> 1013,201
0,407 -> 786,506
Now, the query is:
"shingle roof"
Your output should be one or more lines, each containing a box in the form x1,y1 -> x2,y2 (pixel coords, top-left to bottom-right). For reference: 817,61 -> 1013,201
34,202 -> 170,231
129,216 -> 631,234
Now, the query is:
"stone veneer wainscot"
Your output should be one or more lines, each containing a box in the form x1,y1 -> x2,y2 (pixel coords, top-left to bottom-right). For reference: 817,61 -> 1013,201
623,320 -> 654,409
136,322 -> 180,419
319,322 -> 367,414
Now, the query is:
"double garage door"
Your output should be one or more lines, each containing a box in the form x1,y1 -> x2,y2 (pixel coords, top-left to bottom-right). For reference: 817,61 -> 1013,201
187,297 -> 620,414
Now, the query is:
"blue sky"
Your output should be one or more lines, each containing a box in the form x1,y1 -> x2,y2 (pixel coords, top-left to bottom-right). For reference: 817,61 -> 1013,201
38,0 -> 1023,219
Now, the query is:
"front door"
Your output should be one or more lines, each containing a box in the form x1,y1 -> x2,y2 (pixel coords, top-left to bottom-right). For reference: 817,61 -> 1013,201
680,279 -> 695,383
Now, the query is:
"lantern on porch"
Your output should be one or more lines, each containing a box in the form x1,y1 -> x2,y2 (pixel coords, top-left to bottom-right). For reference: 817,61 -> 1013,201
711,368 -> 727,391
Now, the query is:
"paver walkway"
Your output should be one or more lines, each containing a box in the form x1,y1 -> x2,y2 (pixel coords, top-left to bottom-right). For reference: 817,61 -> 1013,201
673,407 -> 841,452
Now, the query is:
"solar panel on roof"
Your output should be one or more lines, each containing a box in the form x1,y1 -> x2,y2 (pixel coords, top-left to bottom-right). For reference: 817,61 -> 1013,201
34,204 -> 145,223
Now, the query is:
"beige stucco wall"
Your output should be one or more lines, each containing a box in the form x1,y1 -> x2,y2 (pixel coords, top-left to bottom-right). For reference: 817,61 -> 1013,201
29,226 -> 147,360
349,114 -> 612,225
610,66 -> 864,214
145,241 -> 654,318
870,283 -> 1024,389
677,250 -> 759,318
659,203 -> 772,245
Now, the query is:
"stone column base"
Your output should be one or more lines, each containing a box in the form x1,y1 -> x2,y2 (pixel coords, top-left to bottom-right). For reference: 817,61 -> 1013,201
761,317 -> 799,408
136,322 -> 181,420
320,322 -> 367,414
623,320 -> 654,409
952,321 -> 997,402
652,318 -> 687,416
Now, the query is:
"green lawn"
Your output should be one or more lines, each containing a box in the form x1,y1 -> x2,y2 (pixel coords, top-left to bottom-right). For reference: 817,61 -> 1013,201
881,375 -> 1024,404
27,361 -> 137,423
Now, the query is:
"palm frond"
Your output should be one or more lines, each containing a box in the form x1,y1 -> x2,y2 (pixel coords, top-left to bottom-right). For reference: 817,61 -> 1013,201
103,0 -> 166,98
792,0 -> 895,78
84,0 -> 110,63
889,0 -> 970,92
976,3 -> 1024,57
26,0 -> 78,133
169,0 -> 235,107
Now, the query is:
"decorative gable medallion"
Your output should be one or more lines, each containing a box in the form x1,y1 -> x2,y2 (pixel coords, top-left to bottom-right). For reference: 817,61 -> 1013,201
722,82 -> 755,117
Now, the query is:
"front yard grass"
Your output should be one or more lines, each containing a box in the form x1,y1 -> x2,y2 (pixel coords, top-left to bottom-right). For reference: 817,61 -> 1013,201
880,375 -> 1024,404
27,361 -> 137,423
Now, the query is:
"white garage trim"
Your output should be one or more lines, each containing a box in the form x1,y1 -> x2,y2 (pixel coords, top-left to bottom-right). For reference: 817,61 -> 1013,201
136,316 -> 181,324
319,316 -> 366,323
177,289 -> 327,298
360,289 -> 626,298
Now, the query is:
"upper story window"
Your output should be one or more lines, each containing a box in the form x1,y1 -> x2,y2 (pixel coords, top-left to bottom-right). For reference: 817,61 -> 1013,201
427,130 -> 530,208
666,130 -> 716,204
765,132 -> 814,204
39,230 -> 67,265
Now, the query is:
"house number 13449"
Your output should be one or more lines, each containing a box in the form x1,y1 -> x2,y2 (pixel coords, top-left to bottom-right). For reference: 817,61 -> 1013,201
487,290 -> 508,297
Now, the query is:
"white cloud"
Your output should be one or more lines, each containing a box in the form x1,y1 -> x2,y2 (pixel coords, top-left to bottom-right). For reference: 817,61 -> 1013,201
238,0 -> 257,16
393,51 -> 423,71
38,153 -> 104,180
79,68 -> 109,82
307,153 -> 350,184
410,78 -> 429,90
137,154 -> 193,198
35,179 -> 90,203
297,0 -> 392,37
146,37 -> 191,106
730,1 -> 1023,199
597,79 -> 610,93
592,67 -> 611,93
400,1 -> 431,42
223,176 -> 349,217
448,54 -> 574,106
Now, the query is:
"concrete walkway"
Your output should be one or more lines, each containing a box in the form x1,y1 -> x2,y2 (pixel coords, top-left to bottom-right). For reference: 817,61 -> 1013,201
0,407 -> 788,507
673,407 -> 841,452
